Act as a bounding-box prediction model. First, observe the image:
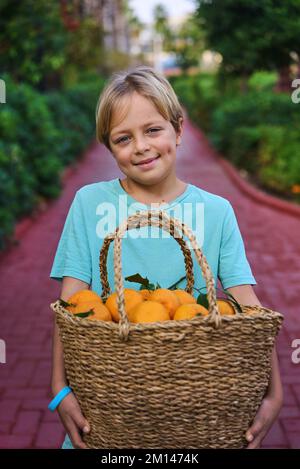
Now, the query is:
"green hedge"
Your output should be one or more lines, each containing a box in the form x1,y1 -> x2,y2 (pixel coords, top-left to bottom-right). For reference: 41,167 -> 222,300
170,73 -> 220,133
171,72 -> 300,203
45,79 -> 104,166
257,126 -> 300,194
0,73 -> 105,250
211,90 -> 299,151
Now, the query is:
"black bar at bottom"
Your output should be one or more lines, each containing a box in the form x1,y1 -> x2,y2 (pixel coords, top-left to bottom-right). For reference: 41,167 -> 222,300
0,449 -> 299,467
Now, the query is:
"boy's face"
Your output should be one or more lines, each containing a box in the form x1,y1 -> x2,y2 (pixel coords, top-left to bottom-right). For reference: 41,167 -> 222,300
109,91 -> 183,186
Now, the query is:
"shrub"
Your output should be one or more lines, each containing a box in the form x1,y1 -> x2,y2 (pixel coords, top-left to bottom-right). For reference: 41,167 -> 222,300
248,71 -> 278,92
4,81 -> 63,198
171,71 -> 300,203
170,73 -> 220,133
0,73 -> 106,250
257,126 -> 300,194
0,141 -> 38,250
227,126 -> 262,173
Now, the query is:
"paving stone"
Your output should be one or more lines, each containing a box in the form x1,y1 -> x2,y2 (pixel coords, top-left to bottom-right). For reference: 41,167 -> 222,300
12,411 -> 41,435
0,435 -> 33,449
260,421 -> 288,447
286,432 -> 300,449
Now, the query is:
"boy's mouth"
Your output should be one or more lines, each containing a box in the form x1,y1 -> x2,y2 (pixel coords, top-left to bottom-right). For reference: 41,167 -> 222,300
134,155 -> 160,166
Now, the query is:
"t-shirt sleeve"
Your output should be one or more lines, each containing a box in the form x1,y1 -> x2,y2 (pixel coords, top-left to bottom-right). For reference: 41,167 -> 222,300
49,190 -> 92,284
218,202 -> 256,289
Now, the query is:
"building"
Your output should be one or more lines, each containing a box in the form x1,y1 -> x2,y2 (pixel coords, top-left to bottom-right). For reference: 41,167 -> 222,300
61,0 -> 130,54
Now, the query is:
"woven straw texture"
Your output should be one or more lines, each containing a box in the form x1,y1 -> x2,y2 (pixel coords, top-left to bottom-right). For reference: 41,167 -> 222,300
51,210 -> 283,449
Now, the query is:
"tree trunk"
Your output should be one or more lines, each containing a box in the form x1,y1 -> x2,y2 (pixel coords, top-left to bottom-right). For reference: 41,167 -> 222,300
274,65 -> 291,93
239,73 -> 249,94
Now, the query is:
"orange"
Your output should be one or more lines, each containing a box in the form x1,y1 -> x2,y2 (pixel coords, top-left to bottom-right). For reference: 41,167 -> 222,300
86,302 -> 112,321
66,300 -> 112,321
105,288 -> 144,322
66,289 -> 102,306
173,303 -> 209,321
173,289 -> 197,305
130,300 -> 170,323
148,288 -> 181,319
217,299 -> 236,316
140,289 -> 152,300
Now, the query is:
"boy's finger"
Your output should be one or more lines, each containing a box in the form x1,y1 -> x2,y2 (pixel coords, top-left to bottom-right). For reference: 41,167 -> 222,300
246,418 -> 264,442
72,411 -> 90,434
246,435 -> 262,449
67,420 -> 88,449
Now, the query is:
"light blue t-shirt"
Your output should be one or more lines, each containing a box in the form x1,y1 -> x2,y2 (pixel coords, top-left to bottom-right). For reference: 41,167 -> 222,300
50,178 -> 256,294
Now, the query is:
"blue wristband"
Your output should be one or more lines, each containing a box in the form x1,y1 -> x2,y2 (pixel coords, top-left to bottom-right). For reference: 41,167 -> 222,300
48,386 -> 72,412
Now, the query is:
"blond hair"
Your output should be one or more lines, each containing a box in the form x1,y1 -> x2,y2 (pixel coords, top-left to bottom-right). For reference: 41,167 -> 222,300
95,65 -> 183,150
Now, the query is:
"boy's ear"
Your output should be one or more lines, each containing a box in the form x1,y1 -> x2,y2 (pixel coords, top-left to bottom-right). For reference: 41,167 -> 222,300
176,118 -> 184,146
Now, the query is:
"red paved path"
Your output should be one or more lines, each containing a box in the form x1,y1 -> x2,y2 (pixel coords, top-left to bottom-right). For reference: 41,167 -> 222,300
0,117 -> 299,448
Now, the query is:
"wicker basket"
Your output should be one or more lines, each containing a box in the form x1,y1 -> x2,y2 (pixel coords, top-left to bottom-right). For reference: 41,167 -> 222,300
51,209 -> 283,449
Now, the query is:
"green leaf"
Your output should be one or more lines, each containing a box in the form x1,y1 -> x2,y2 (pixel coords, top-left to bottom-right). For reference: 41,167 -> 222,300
74,309 -> 95,318
193,286 -> 243,314
222,289 -> 243,314
138,282 -> 156,291
196,293 -> 209,309
59,298 -> 75,308
125,273 -> 150,288
215,287 -> 243,314
228,299 -> 243,314
193,287 -> 208,307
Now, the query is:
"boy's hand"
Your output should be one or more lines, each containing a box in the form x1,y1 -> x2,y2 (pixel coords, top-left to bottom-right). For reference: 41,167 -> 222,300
245,395 -> 283,449
57,392 -> 90,449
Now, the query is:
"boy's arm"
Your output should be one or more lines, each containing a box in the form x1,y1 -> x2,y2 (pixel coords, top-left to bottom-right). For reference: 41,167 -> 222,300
51,276 -> 91,449
51,276 -> 90,395
226,284 -> 283,449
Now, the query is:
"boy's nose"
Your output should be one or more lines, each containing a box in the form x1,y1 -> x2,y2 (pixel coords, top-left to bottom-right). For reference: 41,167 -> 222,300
134,136 -> 150,154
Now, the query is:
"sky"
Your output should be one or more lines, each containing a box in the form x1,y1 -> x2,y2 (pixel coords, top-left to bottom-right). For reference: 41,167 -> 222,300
129,0 -> 196,24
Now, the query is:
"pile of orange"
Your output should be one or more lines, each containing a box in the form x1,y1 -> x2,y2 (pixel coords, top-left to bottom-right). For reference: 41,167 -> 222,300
63,289 -> 112,321
63,288 -> 238,324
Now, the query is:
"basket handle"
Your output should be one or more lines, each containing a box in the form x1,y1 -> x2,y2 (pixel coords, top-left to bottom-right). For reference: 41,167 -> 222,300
100,210 -> 221,339
99,210 -> 195,298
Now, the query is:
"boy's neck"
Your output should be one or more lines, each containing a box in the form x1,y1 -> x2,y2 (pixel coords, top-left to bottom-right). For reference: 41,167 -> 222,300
120,175 -> 187,205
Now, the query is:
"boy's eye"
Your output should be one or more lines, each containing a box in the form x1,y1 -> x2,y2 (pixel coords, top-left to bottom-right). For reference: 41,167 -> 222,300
115,128 -> 161,145
148,127 -> 161,133
117,136 -> 129,144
